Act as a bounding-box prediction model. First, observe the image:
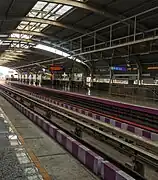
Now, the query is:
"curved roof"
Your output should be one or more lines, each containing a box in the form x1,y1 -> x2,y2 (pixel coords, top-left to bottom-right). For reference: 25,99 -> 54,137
0,0 -> 158,73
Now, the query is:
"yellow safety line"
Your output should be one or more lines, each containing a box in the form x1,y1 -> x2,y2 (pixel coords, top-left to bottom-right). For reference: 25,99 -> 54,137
0,105 -> 52,179
18,135 -> 52,180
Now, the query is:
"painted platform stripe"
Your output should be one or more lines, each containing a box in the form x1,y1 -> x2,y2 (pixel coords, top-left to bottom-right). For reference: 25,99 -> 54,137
37,116 -> 42,127
101,161 -> 120,180
115,121 -> 121,128
142,130 -> 151,139
121,123 -> 128,130
43,120 -> 50,132
127,125 -> 135,133
151,133 -> 158,141
56,130 -> 62,144
87,112 -> 92,117
110,119 -> 116,126
116,170 -> 135,180
92,113 -> 96,119
72,140 -> 80,158
81,109 -> 85,115
86,150 -> 103,175
100,116 -> 105,122
104,118 -> 110,124
33,113 -> 37,122
78,144 -> 89,164
95,114 -> 101,121
66,136 -> 75,153
48,124 -> 58,138
73,107 -> 76,111
29,111 -> 33,120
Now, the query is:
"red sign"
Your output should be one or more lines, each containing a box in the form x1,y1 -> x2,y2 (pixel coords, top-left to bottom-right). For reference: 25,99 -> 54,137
50,65 -> 63,71
50,66 -> 63,71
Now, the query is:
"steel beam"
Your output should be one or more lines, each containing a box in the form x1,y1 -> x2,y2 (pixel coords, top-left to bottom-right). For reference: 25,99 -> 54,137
0,37 -> 76,55
44,0 -> 147,31
0,47 -> 48,58
0,58 -> 20,61
1,55 -> 25,59
0,17 -> 86,34
14,33 -> 158,69
1,30 -> 52,39
6,37 -> 33,43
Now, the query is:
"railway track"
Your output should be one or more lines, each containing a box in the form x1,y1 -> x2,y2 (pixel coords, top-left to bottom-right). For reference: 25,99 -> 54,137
1,84 -> 158,180
6,83 -> 158,142
9,82 -> 158,131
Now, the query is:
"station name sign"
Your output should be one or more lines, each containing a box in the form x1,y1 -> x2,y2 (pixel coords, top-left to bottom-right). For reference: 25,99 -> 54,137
49,65 -> 64,72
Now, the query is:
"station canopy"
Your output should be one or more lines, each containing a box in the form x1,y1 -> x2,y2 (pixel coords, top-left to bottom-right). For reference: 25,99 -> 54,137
0,0 -> 158,73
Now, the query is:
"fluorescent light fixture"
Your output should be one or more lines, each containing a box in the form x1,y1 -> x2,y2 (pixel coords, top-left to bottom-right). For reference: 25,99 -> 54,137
0,34 -> 8,37
5,50 -> 12,52
148,66 -> 158,70
1,41 -> 10,46
16,50 -> 23,53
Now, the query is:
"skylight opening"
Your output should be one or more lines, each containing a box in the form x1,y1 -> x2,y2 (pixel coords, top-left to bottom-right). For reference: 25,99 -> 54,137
23,1 -> 73,32
10,33 -> 32,39
33,1 -> 47,11
35,44 -> 83,64
57,5 -> 72,16
44,3 -> 57,11
0,1 -> 74,65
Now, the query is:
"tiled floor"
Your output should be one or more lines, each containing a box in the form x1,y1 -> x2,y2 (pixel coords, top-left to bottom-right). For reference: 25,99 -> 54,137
0,109 -> 43,180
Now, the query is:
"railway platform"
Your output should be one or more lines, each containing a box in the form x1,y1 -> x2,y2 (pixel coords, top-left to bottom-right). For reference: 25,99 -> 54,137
0,108 -> 47,180
0,95 -> 99,180
49,86 -> 158,109
1,82 -> 158,180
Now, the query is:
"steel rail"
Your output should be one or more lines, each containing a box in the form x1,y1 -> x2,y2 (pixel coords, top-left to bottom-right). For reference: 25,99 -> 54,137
0,89 -> 146,180
9,82 -> 158,131
1,84 -> 158,170
6,83 -> 158,134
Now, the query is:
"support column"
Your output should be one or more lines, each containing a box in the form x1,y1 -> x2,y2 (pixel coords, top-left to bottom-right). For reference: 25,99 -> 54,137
109,49 -> 115,95
33,74 -> 36,86
24,74 -> 26,84
109,67 -> 114,95
26,73 -> 29,84
38,74 -> 42,86
136,58 -> 142,85
22,73 -> 24,83
35,73 -> 38,86
20,73 -> 22,83
31,74 -> 33,85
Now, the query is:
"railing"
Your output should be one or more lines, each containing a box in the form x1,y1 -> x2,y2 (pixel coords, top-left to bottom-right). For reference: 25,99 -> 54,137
109,84 -> 158,107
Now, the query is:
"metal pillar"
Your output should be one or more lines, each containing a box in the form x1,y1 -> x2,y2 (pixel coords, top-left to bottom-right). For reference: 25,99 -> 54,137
35,72 -> 38,86
110,25 -> 112,47
134,16 -> 137,41
109,50 -> 115,94
135,58 -> 142,85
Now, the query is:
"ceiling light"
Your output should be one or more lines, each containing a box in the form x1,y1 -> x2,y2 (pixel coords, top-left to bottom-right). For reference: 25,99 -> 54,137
5,50 -> 12,52
16,50 -> 23,53
0,35 -> 8,37
76,0 -> 88,2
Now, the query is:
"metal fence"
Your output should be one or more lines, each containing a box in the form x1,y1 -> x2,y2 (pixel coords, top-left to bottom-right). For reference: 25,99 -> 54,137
109,84 -> 158,107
